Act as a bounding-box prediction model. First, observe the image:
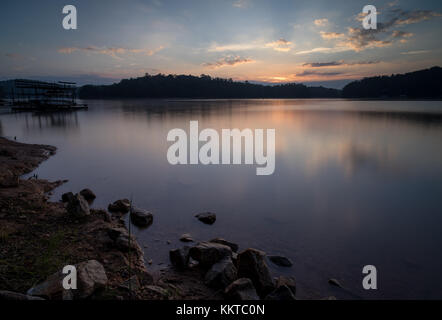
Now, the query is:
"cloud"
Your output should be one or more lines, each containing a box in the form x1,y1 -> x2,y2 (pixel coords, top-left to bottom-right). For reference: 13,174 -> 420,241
302,60 -> 380,67
208,43 -> 258,52
295,47 -> 349,55
314,18 -> 328,27
393,10 -> 442,25
295,70 -> 343,77
58,46 -> 164,58
391,30 -> 413,38
233,0 -> 251,8
321,8 -> 441,52
203,55 -> 255,68
209,39 -> 294,53
265,39 -> 294,52
400,50 -> 430,55
320,31 -> 345,40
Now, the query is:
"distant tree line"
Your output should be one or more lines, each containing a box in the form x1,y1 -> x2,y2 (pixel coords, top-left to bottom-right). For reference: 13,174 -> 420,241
342,66 -> 442,99
78,74 -> 340,99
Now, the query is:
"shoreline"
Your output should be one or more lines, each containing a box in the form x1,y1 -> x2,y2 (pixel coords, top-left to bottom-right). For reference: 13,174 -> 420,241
0,136 -> 298,300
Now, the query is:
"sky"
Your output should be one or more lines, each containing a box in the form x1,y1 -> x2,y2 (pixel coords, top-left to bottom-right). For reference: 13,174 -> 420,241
1,0 -> 442,88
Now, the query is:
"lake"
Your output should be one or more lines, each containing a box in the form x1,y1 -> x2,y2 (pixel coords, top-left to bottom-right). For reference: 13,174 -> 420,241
1,98 -> 442,299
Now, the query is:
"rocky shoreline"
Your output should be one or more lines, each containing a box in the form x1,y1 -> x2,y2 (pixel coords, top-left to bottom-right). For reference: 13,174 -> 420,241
0,137 -> 299,300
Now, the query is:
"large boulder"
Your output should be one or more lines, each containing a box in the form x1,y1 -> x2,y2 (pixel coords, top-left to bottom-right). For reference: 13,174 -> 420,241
275,276 -> 296,296
209,238 -> 238,252
0,290 -> 44,300
27,260 -> 107,300
61,192 -> 74,203
205,257 -> 237,289
75,260 -> 108,299
130,207 -> 153,227
195,212 -> 216,225
237,248 -> 275,298
265,274 -> 297,300
66,193 -> 90,217
224,278 -> 259,300
108,199 -> 131,213
189,242 -> 232,267
169,246 -> 190,270
79,188 -> 96,202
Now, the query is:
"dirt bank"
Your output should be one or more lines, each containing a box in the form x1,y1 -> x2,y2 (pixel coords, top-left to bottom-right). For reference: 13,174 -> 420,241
0,137 -> 220,300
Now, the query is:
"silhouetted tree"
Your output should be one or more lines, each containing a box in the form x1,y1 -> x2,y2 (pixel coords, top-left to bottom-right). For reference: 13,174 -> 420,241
342,66 -> 442,99
79,73 -> 341,99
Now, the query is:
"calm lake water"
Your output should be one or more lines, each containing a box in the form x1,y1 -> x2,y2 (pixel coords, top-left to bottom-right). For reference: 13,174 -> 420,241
2,99 -> 442,299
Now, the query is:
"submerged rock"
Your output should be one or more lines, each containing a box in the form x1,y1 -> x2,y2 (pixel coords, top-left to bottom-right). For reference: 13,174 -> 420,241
328,278 -> 343,288
224,278 -> 259,300
205,257 -> 237,289
169,246 -> 190,270
209,238 -> 238,252
108,199 -> 131,213
189,242 -> 232,267
79,188 -> 96,202
195,212 -> 216,225
268,255 -> 293,267
180,233 -> 193,242
66,193 -> 90,217
130,207 -> 153,227
237,248 -> 275,298
265,285 -> 296,300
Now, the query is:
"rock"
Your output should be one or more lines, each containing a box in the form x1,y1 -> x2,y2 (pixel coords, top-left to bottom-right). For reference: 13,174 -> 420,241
169,246 -> 190,269
268,255 -> 293,267
66,193 -> 90,217
224,278 -> 259,300
27,260 -> 106,300
130,207 -> 153,227
328,278 -> 343,288
275,276 -> 296,296
189,242 -> 232,267
27,270 -> 70,300
0,290 -> 44,300
79,188 -> 96,202
76,260 -> 108,299
144,285 -> 169,299
0,169 -> 19,188
237,248 -> 275,298
119,275 -> 140,292
195,212 -> 216,225
265,285 -> 296,300
180,233 -> 193,242
61,192 -> 74,203
209,238 -> 238,252
115,232 -> 141,252
108,199 -> 130,213
107,226 -> 128,241
205,257 -> 237,289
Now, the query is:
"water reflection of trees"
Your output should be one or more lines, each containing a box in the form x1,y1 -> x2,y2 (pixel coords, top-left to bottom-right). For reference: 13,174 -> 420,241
21,111 -> 80,133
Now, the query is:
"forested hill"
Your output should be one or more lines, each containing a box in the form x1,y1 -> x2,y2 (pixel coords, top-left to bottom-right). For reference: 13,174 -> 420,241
78,74 -> 340,99
342,66 -> 442,99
